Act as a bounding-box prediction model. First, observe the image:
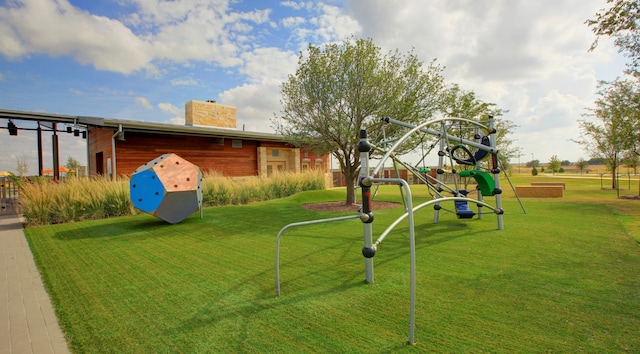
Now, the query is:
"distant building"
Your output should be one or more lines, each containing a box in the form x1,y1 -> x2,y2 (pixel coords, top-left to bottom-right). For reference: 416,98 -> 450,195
1,101 -> 330,184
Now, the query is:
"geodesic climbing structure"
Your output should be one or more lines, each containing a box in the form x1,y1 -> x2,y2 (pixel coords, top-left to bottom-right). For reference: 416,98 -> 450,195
130,153 -> 203,224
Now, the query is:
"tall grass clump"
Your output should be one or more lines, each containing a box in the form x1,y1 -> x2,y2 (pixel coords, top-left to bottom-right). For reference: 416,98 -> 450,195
201,170 -> 326,206
20,171 -> 326,226
20,176 -> 134,226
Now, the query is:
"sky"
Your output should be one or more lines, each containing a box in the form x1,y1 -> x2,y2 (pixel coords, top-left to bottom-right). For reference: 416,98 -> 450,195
0,0 -> 628,175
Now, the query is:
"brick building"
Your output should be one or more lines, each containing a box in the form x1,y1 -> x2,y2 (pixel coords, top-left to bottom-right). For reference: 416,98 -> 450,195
1,101 -> 331,183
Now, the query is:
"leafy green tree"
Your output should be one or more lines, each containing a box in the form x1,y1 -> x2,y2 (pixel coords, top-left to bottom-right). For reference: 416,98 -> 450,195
65,156 -> 82,177
274,37 -> 446,204
548,155 -> 561,175
574,80 -> 638,188
526,159 -> 540,168
576,158 -> 589,174
587,0 -> 640,78
622,150 -> 639,174
561,160 -> 572,166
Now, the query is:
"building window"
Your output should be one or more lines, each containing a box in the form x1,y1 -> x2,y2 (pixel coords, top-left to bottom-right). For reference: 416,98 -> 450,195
272,149 -> 279,157
232,140 -> 242,148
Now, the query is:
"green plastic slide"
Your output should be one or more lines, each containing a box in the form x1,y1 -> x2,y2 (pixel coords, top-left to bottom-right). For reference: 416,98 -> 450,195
459,170 -> 495,196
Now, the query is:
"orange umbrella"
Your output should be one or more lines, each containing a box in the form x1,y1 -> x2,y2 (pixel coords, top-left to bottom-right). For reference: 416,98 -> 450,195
42,167 -> 75,175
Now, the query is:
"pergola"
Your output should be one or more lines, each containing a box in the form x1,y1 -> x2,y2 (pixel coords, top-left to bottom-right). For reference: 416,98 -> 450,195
1,110 -> 89,179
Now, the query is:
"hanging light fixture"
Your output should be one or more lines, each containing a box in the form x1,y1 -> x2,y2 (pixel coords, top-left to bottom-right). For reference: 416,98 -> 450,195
8,120 -> 17,136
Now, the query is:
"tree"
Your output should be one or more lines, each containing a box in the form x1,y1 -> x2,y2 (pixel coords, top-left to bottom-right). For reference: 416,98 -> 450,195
526,159 -> 540,168
274,37 -> 446,205
438,84 -> 518,171
561,160 -> 572,166
587,0 -> 640,78
65,156 -> 82,177
587,2 -> 640,191
622,150 -> 639,174
548,155 -> 561,175
574,80 -> 639,188
15,155 -> 29,177
576,158 -> 589,174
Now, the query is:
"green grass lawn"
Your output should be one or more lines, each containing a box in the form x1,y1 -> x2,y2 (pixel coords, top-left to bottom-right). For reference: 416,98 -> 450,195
25,177 -> 640,352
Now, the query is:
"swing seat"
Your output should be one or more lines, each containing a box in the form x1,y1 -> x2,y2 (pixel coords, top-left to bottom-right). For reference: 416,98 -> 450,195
455,200 -> 475,219
454,190 -> 475,219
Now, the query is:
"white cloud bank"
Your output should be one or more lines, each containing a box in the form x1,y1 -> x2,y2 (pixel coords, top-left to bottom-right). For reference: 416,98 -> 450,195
0,0 -> 629,175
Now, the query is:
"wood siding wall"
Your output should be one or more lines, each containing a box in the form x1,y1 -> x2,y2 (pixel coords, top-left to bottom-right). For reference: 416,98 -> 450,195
87,126 -> 115,176
116,132 -> 263,176
88,127 -> 329,178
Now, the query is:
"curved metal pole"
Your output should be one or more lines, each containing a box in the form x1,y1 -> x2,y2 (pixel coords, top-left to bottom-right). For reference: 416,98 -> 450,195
372,197 -> 502,248
275,214 -> 361,296
376,117 -> 497,175
367,177 -> 416,345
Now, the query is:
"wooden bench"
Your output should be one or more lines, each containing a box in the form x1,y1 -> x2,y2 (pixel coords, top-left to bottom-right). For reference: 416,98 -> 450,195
515,186 -> 564,198
530,182 -> 566,190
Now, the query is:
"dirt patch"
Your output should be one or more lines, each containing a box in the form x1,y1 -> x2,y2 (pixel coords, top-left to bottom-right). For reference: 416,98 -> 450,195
301,201 -> 401,212
619,195 -> 640,200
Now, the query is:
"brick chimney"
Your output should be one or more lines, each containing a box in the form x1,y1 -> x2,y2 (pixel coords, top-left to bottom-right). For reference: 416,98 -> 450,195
185,100 -> 237,128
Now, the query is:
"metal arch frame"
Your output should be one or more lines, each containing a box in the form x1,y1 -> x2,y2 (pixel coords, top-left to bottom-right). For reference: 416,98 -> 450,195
376,115 -> 503,229
374,116 -> 497,177
274,116 -> 507,346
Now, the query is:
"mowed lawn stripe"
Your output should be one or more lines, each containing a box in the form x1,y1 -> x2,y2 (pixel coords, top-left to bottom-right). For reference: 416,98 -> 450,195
24,184 -> 640,352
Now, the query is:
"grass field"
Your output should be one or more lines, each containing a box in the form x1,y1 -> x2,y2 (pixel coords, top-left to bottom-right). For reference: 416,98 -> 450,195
25,174 -> 640,352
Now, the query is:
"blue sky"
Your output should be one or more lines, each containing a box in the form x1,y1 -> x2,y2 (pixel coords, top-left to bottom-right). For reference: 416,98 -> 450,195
0,0 -> 628,175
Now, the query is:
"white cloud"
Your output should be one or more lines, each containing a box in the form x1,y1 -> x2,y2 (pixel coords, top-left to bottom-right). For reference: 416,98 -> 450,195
343,0 -> 625,161
219,83 -> 281,133
287,2 -> 360,46
158,102 -> 184,119
213,46 -> 300,132
240,47 -> 298,85
281,1 -> 313,11
170,78 -> 199,86
0,0 -> 275,75
0,0 -> 153,74
282,16 -> 306,28
135,96 -> 153,109
165,116 -> 184,125
0,0 -> 629,169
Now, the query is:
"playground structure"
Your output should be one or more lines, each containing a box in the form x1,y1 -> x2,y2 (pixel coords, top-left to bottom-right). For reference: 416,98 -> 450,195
130,153 -> 203,224
275,115 -> 518,345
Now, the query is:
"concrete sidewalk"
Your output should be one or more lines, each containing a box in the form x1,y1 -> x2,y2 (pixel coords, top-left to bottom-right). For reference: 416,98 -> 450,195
0,212 -> 70,354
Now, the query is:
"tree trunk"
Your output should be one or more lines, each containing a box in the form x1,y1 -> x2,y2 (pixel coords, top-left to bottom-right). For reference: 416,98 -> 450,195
611,152 -> 617,190
343,168 -> 357,205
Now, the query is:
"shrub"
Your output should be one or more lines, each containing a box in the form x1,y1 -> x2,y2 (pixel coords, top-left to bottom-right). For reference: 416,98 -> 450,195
531,167 -> 538,176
